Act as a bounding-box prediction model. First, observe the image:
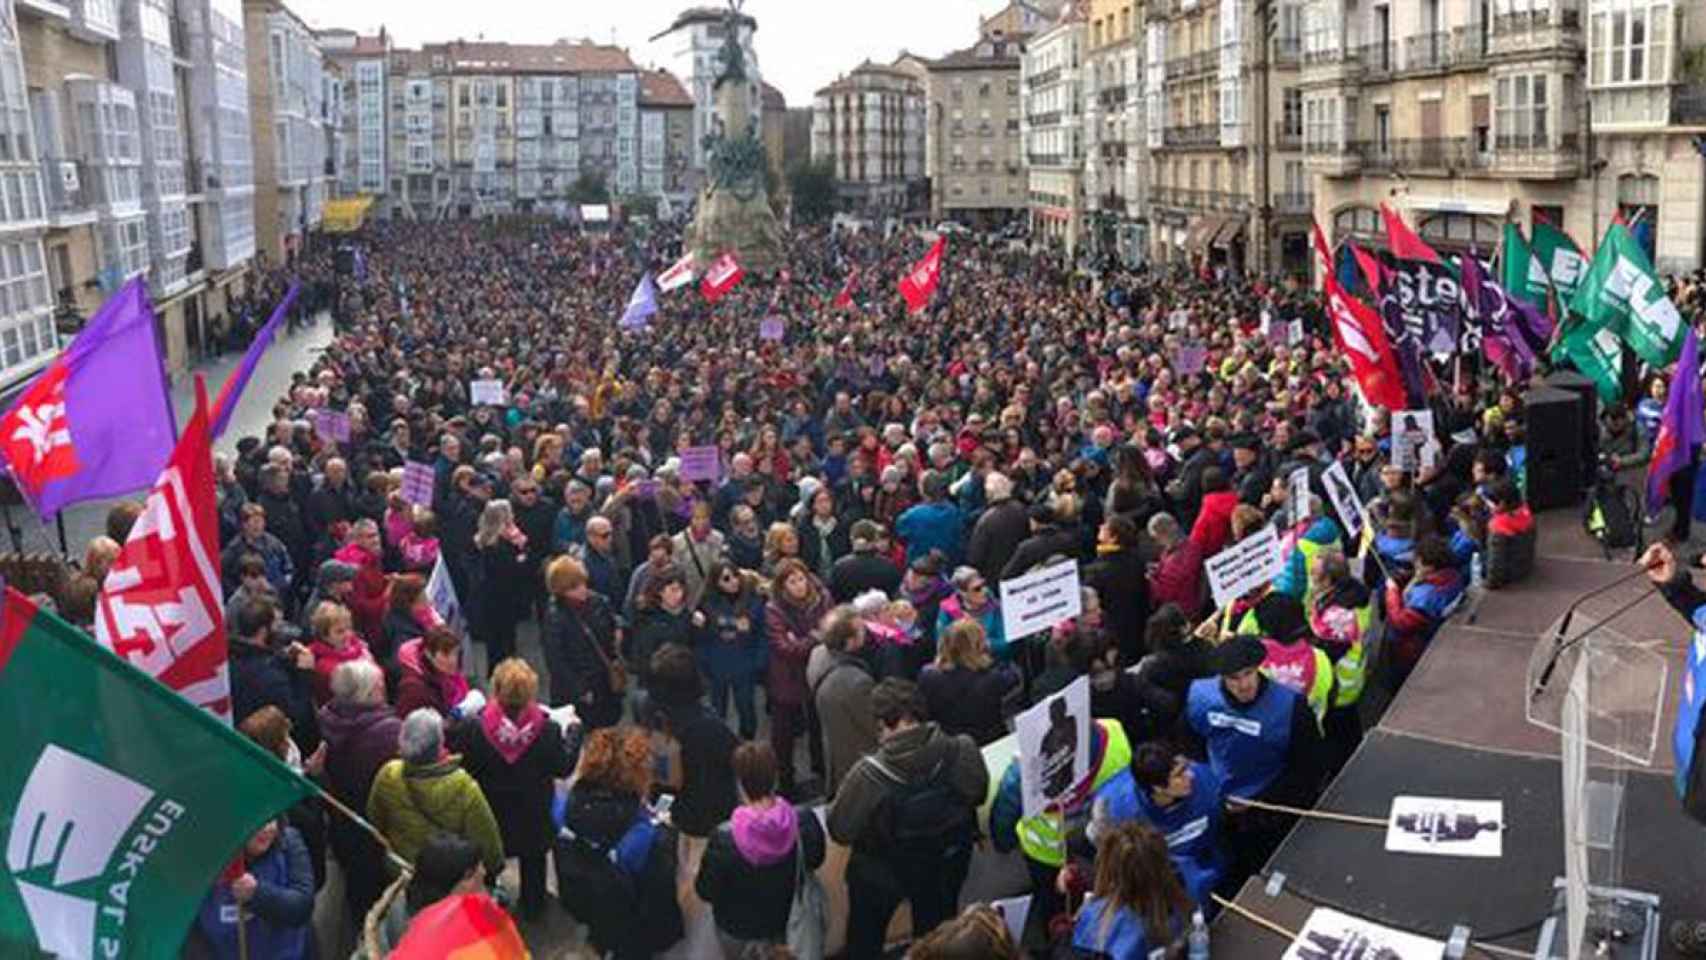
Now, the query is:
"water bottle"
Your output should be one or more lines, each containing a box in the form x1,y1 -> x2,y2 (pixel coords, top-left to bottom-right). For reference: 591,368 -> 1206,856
1188,908 -> 1211,960
1471,550 -> 1485,588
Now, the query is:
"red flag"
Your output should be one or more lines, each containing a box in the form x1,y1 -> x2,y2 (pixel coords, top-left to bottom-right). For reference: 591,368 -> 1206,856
1349,241 -> 1385,295
93,376 -> 231,720
1,362 -> 82,500
1379,204 -> 1443,265
899,237 -> 946,314
1313,222 -> 1408,411
700,252 -> 744,304
833,268 -> 859,308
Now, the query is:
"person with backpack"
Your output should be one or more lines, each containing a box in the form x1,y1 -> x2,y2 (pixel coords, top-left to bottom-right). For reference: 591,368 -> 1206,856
695,742 -> 828,958
555,725 -> 684,958
827,679 -> 989,960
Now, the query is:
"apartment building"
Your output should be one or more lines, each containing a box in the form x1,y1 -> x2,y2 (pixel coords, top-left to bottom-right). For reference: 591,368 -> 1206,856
1084,0 -> 1148,264
9,0 -> 256,385
244,0 -> 331,263
981,0 -> 1067,39
640,67 -> 693,201
926,32 -> 1028,227
316,27 -> 386,198
1305,0 -> 1703,275
664,5 -> 762,191
811,59 -> 927,214
1024,3 -> 1087,254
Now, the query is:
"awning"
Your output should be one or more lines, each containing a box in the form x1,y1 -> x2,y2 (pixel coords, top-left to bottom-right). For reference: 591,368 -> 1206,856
1183,215 -> 1219,248
1212,215 -> 1248,247
322,196 -> 374,233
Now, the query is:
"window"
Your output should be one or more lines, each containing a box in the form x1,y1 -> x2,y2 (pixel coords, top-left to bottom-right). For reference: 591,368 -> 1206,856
0,239 -> 48,322
1531,203 -> 1565,232
158,203 -> 189,256
1594,2 -> 1672,87
1283,88 -> 1302,137
1495,73 -> 1549,148
496,84 -> 507,109
1374,105 -> 1391,151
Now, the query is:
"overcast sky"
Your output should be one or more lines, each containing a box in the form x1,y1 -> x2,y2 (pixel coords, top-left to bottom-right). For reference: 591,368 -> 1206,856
286,0 -> 997,106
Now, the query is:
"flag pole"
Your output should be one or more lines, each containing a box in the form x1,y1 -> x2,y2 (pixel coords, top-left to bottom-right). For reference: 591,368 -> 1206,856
311,779 -> 413,875
236,905 -> 249,960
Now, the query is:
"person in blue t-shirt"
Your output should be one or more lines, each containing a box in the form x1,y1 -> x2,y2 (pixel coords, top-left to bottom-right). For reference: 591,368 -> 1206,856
1070,821 -> 1192,960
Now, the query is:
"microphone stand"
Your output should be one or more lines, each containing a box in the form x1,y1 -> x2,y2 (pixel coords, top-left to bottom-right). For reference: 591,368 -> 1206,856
1530,562 -> 1660,701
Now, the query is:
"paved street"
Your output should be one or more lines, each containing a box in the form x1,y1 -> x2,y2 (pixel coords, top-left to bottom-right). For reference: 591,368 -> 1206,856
21,314 -> 335,560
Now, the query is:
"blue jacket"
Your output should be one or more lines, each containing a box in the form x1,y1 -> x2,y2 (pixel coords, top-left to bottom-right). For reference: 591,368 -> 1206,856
936,595 -> 1008,662
695,590 -> 767,679
1185,676 -> 1301,801
554,505 -> 594,554
1274,515 -> 1342,599
195,826 -> 314,960
895,500 -> 965,567
1096,760 -> 1225,904
1656,576 -> 1706,813
1073,898 -> 1174,960
1447,526 -> 1479,571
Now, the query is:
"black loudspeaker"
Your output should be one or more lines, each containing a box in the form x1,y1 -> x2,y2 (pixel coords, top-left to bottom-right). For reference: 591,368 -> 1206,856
1525,385 -> 1585,511
1544,368 -> 1599,477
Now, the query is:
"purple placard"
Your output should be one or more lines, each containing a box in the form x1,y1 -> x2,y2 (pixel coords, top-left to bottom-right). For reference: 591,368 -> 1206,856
759,316 -> 785,341
400,461 -> 436,507
1173,343 -> 1209,376
680,445 -> 722,483
314,409 -> 351,443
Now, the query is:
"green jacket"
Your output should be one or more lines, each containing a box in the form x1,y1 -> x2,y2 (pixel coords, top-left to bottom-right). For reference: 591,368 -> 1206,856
366,756 -> 505,876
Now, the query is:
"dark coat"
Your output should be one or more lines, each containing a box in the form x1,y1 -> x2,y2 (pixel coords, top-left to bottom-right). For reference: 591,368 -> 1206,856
454,714 -> 581,856
258,489 -> 310,564
1084,547 -> 1153,665
966,498 -> 1030,583
473,541 -> 530,633
658,701 -> 740,837
694,806 -> 827,942
794,515 -> 852,579
1001,525 -> 1081,580
827,549 -> 903,604
543,594 -> 624,725
316,699 -> 401,811
628,606 -> 695,687
917,663 -> 1022,746
231,641 -> 320,751
562,785 -> 683,954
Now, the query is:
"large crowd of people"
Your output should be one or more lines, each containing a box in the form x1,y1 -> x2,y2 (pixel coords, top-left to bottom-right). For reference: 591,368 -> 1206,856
72,211 -> 1706,959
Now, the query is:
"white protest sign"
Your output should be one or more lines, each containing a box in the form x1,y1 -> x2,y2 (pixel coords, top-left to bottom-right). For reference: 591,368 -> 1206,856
991,896 -> 1032,947
1385,796 -> 1504,859
1288,318 -> 1306,346
1392,409 -> 1434,473
1322,460 -> 1367,539
427,553 -> 469,666
1282,907 -> 1445,960
1014,675 -> 1091,819
999,559 -> 1082,642
469,379 -> 509,407
1204,525 -> 1284,611
1287,466 -> 1311,519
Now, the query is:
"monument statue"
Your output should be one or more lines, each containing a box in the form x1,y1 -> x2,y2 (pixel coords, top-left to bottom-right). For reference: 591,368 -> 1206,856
653,0 -> 784,274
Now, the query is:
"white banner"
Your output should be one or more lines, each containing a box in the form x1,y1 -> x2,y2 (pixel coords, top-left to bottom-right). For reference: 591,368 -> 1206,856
1322,459 -> 1368,540
657,253 -> 698,292
1392,409 -> 1436,473
1014,676 -> 1091,819
426,553 -> 469,666
1204,524 -> 1283,611
469,379 -> 508,407
999,559 -> 1082,642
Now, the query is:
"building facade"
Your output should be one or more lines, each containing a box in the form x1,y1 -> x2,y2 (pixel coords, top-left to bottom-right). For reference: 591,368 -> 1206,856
1024,4 -> 1087,254
243,0 -> 330,264
1305,0 -> 1704,277
811,59 -> 927,214
927,33 -> 1028,226
316,27 -> 386,198
640,67 -> 694,202
1084,0 -> 1148,264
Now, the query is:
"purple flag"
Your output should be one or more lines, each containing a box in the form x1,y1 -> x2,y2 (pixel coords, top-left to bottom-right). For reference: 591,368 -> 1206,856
1647,329 -> 1705,516
1460,252 -> 1537,383
0,277 -> 176,516
210,281 -> 299,440
619,273 -> 658,330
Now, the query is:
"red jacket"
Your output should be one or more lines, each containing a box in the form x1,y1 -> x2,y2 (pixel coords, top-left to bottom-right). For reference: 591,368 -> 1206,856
334,542 -> 389,647
1488,505 -> 1533,537
1189,490 -> 1239,557
1148,540 -> 1204,620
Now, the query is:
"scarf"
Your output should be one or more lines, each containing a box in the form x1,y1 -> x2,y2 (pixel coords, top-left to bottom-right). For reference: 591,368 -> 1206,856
479,700 -> 548,765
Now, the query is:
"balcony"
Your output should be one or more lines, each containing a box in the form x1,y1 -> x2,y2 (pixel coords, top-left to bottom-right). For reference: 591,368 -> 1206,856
1100,142 -> 1127,161
1402,33 -> 1452,73
1301,45 -> 1364,87
41,158 -> 94,226
1166,56 -> 1191,81
1674,84 -> 1706,125
1304,139 -> 1362,177
1100,85 -> 1128,109
1360,41 -> 1397,78
1489,6 -> 1581,57
1162,124 -> 1219,148
1190,50 -> 1217,76
1274,123 -> 1302,150
1027,110 -> 1063,128
1492,131 -> 1581,179
1027,152 -> 1065,167
1452,25 -> 1489,66
1205,191 -> 1248,212
1274,191 -> 1313,215
1026,67 -> 1062,89
1273,36 -> 1302,66
976,159 -> 996,172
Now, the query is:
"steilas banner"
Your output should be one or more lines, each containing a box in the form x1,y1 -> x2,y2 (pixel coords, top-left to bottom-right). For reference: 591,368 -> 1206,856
93,385 -> 229,720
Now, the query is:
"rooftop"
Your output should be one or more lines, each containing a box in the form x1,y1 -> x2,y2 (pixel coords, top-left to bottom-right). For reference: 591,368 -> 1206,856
760,81 -> 786,111
424,39 -> 640,74
641,69 -> 694,107
929,35 -> 1028,71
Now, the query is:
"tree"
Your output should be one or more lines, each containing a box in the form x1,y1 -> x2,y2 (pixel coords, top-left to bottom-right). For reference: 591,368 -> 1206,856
569,171 -> 609,204
621,194 -> 659,219
788,160 -> 836,224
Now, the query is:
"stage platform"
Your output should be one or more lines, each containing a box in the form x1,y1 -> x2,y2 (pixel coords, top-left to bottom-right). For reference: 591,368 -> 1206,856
1212,509 -> 1705,958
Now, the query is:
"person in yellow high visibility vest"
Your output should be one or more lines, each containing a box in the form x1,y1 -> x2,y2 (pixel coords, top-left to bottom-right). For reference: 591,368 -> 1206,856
990,717 -> 1132,942
1307,549 -> 1374,776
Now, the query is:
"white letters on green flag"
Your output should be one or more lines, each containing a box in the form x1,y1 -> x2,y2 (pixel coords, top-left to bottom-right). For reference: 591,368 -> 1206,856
1532,221 -> 1589,302
1569,223 -> 1685,368
0,589 -> 315,960
1557,323 -> 1625,404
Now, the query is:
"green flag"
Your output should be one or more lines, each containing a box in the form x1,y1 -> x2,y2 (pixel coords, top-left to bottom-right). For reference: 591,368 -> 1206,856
1533,221 -> 1589,302
1569,223 -> 1686,367
1502,222 -> 1549,307
1556,321 -> 1625,403
0,590 -> 314,960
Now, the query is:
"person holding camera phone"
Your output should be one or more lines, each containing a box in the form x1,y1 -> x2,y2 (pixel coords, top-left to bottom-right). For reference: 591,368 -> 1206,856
230,596 -> 322,753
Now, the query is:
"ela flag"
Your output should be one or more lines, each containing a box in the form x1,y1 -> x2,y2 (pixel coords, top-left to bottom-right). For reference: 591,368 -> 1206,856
657,252 -> 697,293
1532,221 -> 1590,303
1569,223 -> 1686,368
93,381 -> 229,720
1499,223 -> 1562,356
1312,222 -> 1407,410
210,282 -> 300,440
1646,328 -> 1705,518
0,588 -> 314,960
899,237 -> 946,314
1461,250 -> 1541,384
619,273 -> 659,330
0,277 -> 175,517
832,268 -> 859,308
700,253 -> 744,304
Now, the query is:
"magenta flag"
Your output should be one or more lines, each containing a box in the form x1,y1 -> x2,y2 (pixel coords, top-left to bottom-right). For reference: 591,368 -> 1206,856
0,277 -> 176,516
210,281 -> 299,440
